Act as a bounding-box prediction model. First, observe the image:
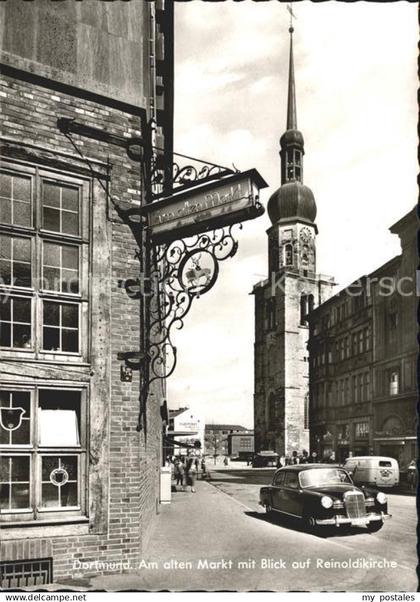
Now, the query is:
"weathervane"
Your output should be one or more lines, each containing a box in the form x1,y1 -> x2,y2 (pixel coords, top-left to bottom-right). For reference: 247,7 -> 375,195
287,3 -> 297,31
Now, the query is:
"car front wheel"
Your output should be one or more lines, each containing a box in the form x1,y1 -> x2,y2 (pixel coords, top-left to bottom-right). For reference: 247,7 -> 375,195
367,520 -> 383,533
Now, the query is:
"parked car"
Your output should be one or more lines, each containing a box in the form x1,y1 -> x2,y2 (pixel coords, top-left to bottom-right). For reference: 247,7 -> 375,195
252,451 -> 279,468
259,464 -> 391,532
343,456 -> 399,488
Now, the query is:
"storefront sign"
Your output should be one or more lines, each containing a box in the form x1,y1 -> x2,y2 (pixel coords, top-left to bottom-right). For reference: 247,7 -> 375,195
143,169 -> 267,244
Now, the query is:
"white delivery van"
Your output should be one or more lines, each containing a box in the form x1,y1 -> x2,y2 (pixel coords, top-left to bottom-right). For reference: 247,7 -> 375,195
343,456 -> 399,488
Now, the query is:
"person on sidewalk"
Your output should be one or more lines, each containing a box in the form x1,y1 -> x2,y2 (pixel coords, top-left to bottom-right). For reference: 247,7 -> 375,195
185,457 -> 197,493
201,457 -> 207,479
174,457 -> 184,491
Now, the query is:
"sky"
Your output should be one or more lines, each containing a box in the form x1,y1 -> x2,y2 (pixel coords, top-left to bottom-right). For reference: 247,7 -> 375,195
168,1 -> 418,428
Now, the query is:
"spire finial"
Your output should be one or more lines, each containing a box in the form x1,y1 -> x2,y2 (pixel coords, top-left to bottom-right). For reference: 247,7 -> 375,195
286,4 -> 297,130
287,3 -> 296,32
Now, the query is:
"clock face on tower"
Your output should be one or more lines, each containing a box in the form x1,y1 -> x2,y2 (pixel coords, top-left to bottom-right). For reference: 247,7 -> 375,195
300,227 -> 312,244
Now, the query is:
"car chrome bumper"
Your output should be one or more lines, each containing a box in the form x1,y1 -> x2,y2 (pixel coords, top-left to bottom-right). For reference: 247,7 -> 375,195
315,512 -> 392,527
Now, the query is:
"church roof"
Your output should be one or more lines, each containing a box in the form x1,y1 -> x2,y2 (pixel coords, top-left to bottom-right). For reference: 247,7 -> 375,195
268,181 -> 317,225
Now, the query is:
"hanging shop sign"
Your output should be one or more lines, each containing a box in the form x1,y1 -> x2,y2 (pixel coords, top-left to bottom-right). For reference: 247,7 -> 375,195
141,169 -> 267,244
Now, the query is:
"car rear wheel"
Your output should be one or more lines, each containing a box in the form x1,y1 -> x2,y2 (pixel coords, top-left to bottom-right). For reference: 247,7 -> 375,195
367,520 -> 383,533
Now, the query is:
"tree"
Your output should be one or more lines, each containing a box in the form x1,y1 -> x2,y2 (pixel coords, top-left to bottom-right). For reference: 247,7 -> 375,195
205,432 -> 227,464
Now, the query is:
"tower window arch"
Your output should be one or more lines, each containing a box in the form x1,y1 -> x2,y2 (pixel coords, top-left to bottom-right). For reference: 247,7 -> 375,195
284,243 -> 293,266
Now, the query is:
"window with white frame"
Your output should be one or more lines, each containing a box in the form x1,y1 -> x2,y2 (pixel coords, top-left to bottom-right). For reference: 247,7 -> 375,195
0,388 -> 86,521
0,163 -> 89,357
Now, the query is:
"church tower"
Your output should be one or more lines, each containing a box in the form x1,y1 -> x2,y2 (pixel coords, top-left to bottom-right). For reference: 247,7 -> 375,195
253,23 -> 334,457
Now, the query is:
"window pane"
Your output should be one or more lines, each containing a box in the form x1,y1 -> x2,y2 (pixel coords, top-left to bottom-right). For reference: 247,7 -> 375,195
41,455 -> 79,508
13,201 -> 31,228
0,173 -> 12,198
39,390 -> 80,446
62,269 -> 79,294
41,482 -> 59,508
62,329 -> 78,352
0,323 -> 11,346
39,408 -> 80,446
61,482 -> 78,507
0,235 -> 11,259
10,483 -> 30,508
43,243 -> 60,267
11,419 -> 30,445
62,456 -> 78,480
13,298 -> 31,323
11,456 -> 30,482
62,246 -> 78,270
13,324 -> 31,349
0,199 -> 11,224
43,207 -> 60,232
43,267 -> 60,291
13,238 -> 31,262
0,484 -> 10,509
0,297 -> 11,321
43,327 -> 60,351
62,186 -> 79,212
62,304 -> 78,328
62,212 -> 79,236
12,391 -> 30,416
0,456 -> 9,481
43,301 -> 59,326
42,456 -> 58,481
43,182 -> 60,207
14,262 -> 31,288
0,260 -> 11,285
13,175 -> 31,202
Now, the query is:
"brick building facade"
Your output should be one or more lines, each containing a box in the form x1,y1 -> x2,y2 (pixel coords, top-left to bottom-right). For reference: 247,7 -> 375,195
308,208 -> 417,468
0,0 -> 173,585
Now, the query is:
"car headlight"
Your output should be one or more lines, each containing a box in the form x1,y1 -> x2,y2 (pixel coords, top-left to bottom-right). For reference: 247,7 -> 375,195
376,492 -> 387,505
321,496 -> 333,509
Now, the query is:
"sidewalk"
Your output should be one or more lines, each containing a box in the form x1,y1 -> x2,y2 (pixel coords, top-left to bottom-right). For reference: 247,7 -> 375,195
83,479 -> 267,591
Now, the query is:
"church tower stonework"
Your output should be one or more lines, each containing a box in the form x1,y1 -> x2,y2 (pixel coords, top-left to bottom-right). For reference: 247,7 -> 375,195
253,25 -> 334,457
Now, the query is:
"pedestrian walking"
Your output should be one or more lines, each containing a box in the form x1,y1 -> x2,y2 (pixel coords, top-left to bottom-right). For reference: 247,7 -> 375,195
201,457 -> 207,478
174,457 -> 184,490
223,456 -> 229,466
291,451 -> 300,465
300,450 -> 309,464
407,460 -> 416,490
185,457 -> 197,493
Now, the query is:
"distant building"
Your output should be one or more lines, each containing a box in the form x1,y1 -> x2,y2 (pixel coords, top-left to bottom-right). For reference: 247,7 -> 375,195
205,424 -> 248,456
308,208 -> 417,468
228,431 -> 255,459
168,408 -> 205,456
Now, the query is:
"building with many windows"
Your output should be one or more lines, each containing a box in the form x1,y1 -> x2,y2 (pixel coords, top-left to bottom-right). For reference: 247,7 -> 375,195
0,1 -> 173,586
308,207 -> 417,468
227,431 -> 254,460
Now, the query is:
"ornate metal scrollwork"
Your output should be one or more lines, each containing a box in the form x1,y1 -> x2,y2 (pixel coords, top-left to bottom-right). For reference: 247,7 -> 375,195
151,154 -> 239,198
145,223 -> 243,387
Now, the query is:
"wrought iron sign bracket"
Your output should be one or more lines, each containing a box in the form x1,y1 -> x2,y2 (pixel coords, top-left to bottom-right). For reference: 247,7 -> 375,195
56,117 -> 267,434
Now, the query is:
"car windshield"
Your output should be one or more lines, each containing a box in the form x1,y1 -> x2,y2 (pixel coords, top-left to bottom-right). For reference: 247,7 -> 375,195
299,468 -> 352,488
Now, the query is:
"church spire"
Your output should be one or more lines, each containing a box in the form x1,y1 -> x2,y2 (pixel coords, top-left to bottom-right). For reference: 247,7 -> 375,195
279,12 -> 305,185
286,25 -> 297,131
